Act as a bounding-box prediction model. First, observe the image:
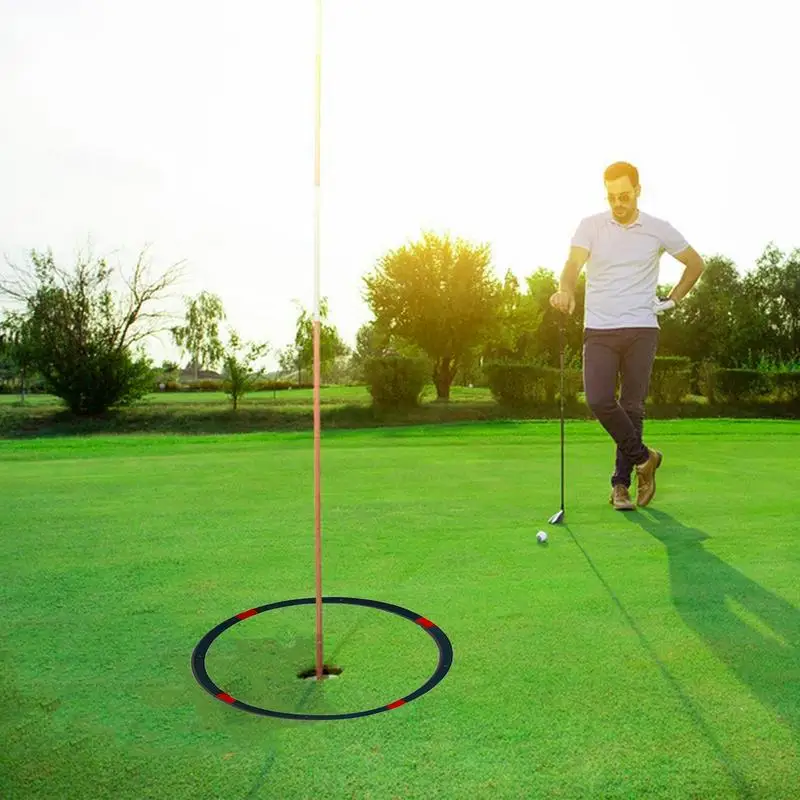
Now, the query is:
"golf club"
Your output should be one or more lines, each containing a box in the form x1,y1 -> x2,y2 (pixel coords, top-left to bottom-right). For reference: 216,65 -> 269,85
549,315 -> 566,524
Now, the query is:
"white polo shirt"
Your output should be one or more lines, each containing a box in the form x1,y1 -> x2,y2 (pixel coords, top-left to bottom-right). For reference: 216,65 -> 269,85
571,210 -> 690,330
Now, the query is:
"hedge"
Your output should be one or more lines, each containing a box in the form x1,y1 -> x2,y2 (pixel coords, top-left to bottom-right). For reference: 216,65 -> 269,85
484,362 -> 583,408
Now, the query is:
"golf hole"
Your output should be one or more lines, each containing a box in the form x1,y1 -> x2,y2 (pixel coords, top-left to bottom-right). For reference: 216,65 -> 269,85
297,663 -> 343,681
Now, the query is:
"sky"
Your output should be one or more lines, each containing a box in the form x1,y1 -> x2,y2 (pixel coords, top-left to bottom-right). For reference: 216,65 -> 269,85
1,0 -> 797,373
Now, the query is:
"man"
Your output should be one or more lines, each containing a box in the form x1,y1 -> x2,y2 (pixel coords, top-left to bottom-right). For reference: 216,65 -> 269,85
549,162 -> 706,510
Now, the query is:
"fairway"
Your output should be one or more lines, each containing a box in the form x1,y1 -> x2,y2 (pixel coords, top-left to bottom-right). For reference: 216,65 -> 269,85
2,419 -> 799,799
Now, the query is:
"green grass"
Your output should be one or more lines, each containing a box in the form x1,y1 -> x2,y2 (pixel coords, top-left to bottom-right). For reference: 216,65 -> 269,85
0,384 -> 491,409
2,419 -> 799,798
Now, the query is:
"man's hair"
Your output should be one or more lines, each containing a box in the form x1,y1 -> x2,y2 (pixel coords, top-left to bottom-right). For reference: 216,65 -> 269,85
604,161 -> 639,187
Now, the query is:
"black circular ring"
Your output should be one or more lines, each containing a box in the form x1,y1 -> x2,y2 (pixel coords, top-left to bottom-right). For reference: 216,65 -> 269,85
191,596 -> 454,721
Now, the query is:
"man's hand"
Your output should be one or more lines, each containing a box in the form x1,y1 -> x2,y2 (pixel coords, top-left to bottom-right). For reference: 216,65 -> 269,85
550,290 -> 575,315
653,297 -> 677,315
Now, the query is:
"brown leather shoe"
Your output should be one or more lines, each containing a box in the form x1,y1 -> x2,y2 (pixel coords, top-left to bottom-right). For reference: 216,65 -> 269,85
610,484 -> 635,511
635,448 -> 663,506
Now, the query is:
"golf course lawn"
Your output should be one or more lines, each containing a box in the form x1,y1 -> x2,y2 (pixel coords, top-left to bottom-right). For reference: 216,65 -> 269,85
2,418 -> 799,799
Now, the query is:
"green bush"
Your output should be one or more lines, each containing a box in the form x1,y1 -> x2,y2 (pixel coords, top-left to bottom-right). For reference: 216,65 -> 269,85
697,360 -> 718,403
364,355 -> 430,410
546,367 -> 584,402
484,362 -> 581,408
187,379 -> 224,392
0,383 -> 46,395
772,372 -> 800,402
152,379 -> 185,392
485,363 -> 549,407
282,382 -> 314,391
48,347 -> 155,414
649,356 -> 692,404
715,369 -> 773,402
251,379 -> 295,392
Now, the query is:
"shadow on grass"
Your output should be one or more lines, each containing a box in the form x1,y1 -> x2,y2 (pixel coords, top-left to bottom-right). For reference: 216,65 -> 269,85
563,523 -> 754,799
621,508 -> 800,741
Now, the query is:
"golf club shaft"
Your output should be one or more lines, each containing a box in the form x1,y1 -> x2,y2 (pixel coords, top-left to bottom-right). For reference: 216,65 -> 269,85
560,320 -> 565,512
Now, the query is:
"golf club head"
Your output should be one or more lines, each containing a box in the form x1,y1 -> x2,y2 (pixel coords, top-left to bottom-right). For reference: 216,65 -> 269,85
548,509 -> 565,525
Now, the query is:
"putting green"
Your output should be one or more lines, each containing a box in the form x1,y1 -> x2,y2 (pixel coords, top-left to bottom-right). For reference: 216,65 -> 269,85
2,419 -> 798,799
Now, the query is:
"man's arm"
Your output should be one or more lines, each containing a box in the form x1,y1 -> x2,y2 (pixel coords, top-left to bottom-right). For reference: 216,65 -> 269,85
550,245 -> 590,314
669,246 -> 706,303
559,245 -> 590,293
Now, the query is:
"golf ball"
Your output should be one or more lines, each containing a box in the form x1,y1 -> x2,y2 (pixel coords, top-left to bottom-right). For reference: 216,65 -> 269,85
537,531 -> 548,543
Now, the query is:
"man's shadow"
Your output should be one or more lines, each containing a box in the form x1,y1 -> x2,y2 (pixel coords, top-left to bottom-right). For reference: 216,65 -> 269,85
622,507 -> 800,740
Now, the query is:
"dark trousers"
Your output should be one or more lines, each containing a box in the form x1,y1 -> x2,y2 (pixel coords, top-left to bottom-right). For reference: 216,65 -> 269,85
583,327 -> 659,488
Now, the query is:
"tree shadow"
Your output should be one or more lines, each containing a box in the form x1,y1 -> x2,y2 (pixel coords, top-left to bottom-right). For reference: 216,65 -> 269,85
622,507 -> 800,740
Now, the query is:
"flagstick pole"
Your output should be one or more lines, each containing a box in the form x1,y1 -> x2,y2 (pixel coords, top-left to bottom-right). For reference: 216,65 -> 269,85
313,0 -> 324,682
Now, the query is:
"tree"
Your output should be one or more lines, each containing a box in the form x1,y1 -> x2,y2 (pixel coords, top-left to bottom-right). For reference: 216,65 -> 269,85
654,278 -> 689,359
738,244 -> 800,364
171,291 -> 227,381
353,320 -> 391,363
456,270 -> 541,384
276,343 -> 301,382
525,268 -> 586,367
0,312 -> 37,402
363,231 -> 504,401
285,297 -> 350,385
220,329 -> 270,411
456,267 -> 585,384
320,354 -> 356,385
480,270 -> 524,362
672,255 -> 742,366
0,246 -> 185,415
349,318 -> 423,383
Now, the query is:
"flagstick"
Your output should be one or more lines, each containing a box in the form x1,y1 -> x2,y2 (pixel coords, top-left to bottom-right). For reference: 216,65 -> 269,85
313,0 -> 324,682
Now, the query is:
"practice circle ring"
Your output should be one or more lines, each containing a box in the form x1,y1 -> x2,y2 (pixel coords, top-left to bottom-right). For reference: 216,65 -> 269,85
191,596 -> 454,721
